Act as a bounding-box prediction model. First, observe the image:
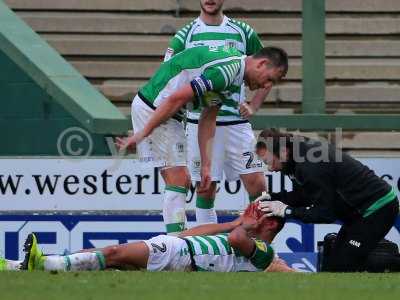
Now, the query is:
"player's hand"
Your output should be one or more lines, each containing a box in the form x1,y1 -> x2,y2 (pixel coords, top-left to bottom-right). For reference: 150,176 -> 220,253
259,200 -> 288,218
239,102 -> 254,119
241,213 -> 268,232
115,134 -> 141,153
265,258 -> 297,273
198,165 -> 212,193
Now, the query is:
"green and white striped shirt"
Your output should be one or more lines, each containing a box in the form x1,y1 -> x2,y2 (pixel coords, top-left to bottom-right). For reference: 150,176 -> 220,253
139,46 -> 246,117
184,233 -> 274,272
165,16 -> 263,123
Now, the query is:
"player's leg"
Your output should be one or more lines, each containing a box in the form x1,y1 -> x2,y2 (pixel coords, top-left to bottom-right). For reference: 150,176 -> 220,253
21,233 -> 149,271
195,182 -> 218,224
132,96 -> 190,235
96,242 -> 149,269
158,117 -> 191,235
240,172 -> 266,202
143,235 -> 192,271
160,166 -> 191,235
186,122 -> 225,224
0,258 -> 23,271
225,123 -> 266,202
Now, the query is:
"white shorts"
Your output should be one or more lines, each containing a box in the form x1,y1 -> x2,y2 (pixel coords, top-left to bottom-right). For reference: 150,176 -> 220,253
144,235 -> 192,271
186,121 -> 264,181
131,95 -> 187,168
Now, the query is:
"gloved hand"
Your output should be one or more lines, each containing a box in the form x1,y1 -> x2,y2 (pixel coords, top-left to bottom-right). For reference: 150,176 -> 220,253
254,192 -> 272,202
258,200 -> 288,218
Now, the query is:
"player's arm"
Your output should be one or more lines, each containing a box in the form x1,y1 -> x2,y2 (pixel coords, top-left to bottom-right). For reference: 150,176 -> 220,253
195,62 -> 242,188
265,258 -> 297,273
164,36 -> 185,61
228,220 -> 276,270
228,214 -> 268,257
164,22 -> 191,61
179,217 -> 242,237
197,105 -> 219,193
228,225 -> 257,257
141,84 -> 193,135
240,25 -> 271,119
119,85 -> 194,148
261,166 -> 337,224
240,85 -> 272,119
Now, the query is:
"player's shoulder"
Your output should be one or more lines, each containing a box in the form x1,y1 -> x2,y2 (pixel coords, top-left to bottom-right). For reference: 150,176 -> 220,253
227,17 -> 256,36
175,18 -> 198,37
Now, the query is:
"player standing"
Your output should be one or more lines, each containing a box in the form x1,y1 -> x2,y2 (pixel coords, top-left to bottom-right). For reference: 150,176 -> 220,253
165,0 -> 271,225
117,46 -> 288,236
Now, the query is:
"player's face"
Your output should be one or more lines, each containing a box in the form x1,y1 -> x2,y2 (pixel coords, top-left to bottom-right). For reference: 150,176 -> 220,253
200,0 -> 224,15
247,60 -> 285,91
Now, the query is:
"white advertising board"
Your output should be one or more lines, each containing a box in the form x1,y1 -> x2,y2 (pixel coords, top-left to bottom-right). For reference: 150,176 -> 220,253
0,157 -> 399,211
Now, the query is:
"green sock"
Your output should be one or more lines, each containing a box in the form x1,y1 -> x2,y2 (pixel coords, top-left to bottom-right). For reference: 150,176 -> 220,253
196,196 -> 215,209
249,194 -> 261,203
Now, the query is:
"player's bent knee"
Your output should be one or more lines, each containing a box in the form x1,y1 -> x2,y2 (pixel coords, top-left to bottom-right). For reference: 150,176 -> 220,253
161,167 -> 191,188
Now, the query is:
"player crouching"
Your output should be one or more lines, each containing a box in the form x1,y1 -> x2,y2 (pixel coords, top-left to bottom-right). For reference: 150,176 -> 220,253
1,203 -> 293,273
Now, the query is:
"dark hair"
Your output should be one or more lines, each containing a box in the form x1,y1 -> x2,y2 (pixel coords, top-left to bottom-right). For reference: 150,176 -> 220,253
256,128 -> 293,157
253,47 -> 289,77
272,216 -> 285,233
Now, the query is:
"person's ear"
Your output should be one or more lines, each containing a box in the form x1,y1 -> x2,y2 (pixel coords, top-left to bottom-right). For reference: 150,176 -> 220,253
280,147 -> 290,162
256,58 -> 268,70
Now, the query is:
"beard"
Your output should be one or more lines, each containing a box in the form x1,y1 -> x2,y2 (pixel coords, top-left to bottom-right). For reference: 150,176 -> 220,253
200,1 -> 223,15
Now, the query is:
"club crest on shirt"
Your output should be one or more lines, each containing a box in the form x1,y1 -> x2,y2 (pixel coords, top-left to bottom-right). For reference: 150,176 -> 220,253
225,39 -> 238,49
176,143 -> 185,153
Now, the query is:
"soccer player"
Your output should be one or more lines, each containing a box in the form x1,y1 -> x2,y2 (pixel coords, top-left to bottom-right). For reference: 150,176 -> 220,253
0,204 -> 293,273
165,0 -> 272,225
116,46 -> 288,235
255,128 -> 399,272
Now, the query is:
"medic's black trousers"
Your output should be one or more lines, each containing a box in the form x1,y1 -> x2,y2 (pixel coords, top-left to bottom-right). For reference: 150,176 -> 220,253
324,198 -> 399,272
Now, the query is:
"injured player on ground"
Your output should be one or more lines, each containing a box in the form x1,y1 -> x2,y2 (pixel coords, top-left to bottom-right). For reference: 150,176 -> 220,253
0,203 -> 294,273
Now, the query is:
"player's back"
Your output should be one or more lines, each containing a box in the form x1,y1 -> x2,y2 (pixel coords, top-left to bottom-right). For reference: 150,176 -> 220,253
139,46 -> 243,107
184,233 -> 274,272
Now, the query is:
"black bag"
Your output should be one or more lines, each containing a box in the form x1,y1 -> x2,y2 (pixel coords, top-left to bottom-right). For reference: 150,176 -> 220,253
317,233 -> 400,272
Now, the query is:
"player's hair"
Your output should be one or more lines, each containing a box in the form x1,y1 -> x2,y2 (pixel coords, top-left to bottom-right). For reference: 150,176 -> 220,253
243,202 -> 285,235
253,47 -> 289,77
271,216 -> 285,233
256,128 -> 294,157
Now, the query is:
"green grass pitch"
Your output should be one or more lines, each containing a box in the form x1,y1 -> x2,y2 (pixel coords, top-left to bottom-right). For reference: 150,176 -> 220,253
0,272 -> 399,300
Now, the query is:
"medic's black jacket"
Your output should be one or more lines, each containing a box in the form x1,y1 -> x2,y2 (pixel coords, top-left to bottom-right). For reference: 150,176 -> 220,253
270,138 -> 392,224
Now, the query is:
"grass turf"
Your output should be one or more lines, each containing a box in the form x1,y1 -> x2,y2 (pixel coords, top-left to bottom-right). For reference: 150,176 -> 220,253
0,271 -> 399,300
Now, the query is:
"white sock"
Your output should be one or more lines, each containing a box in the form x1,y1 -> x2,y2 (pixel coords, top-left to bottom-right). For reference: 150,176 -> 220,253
5,260 -> 23,271
196,196 -> 217,224
163,185 -> 187,235
44,252 -> 105,271
196,208 -> 218,224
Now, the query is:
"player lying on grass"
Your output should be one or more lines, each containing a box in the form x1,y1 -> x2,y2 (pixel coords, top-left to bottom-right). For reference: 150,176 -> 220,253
0,203 -> 293,272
